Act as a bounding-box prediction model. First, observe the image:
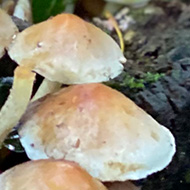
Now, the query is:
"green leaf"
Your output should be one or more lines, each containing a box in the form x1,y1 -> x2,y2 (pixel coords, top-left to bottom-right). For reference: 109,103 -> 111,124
32,0 -> 77,23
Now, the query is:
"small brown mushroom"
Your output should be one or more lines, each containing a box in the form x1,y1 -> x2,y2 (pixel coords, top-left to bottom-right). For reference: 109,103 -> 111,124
0,13 -> 125,144
19,83 -> 176,182
0,159 -> 107,190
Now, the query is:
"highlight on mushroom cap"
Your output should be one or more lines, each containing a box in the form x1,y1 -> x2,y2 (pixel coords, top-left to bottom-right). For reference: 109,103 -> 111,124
18,83 -> 176,182
8,13 -> 126,84
0,159 -> 107,190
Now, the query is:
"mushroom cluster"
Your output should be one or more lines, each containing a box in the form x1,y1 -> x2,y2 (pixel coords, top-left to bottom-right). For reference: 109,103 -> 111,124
0,12 -> 126,144
0,11 -> 176,190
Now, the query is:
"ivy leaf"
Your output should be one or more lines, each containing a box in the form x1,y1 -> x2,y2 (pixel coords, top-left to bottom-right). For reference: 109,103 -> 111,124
32,0 -> 77,23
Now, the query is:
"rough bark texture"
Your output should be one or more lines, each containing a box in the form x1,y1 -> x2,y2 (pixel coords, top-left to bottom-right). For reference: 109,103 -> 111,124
111,1 -> 190,189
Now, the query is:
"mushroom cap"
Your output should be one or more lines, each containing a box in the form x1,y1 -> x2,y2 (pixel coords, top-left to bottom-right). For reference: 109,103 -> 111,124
0,8 -> 18,58
8,14 -> 125,84
19,83 -> 176,181
0,159 -> 107,190
105,0 -> 150,6
105,181 -> 141,190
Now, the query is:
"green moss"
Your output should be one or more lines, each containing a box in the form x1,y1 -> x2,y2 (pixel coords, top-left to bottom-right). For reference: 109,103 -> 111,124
120,73 -> 145,89
143,72 -> 165,83
105,71 -> 165,90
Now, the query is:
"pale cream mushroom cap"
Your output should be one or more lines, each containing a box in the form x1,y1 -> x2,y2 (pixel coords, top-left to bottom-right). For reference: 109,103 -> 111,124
8,13 -> 125,84
105,0 -> 150,6
0,159 -> 107,190
0,8 -> 18,58
19,83 -> 176,181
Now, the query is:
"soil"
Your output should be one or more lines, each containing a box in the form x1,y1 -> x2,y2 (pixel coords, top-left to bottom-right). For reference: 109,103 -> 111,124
109,1 -> 190,189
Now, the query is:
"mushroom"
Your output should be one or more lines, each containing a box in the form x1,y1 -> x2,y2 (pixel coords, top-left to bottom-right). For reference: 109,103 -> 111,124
105,181 -> 141,190
13,0 -> 32,23
0,13 -> 125,144
105,0 -> 150,7
0,159 -> 107,190
18,83 -> 176,182
104,0 -> 150,14
1,0 -> 16,14
0,8 -> 18,58
1,0 -> 32,23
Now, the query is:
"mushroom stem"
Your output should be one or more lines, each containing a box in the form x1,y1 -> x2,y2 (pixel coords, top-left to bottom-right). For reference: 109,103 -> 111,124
0,66 -> 35,145
105,10 -> 124,52
13,0 -> 32,23
31,79 -> 62,102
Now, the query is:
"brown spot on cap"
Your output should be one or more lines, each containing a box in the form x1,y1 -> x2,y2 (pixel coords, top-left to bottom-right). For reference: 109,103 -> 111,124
151,131 -> 160,141
74,139 -> 80,148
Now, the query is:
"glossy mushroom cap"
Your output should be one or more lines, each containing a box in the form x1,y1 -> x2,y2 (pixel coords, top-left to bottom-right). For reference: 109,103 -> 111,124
19,83 -> 176,181
0,8 -> 18,58
8,13 -> 125,84
0,159 -> 107,190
